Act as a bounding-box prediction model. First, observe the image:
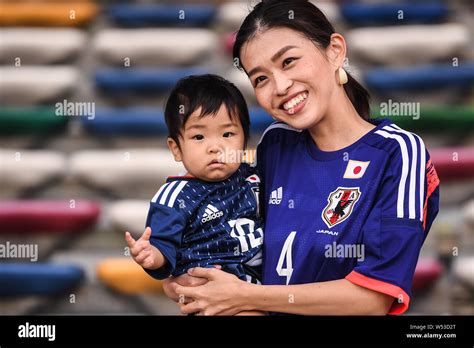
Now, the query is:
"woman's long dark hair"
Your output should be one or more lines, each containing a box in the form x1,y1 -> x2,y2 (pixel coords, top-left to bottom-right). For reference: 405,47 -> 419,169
233,0 -> 371,120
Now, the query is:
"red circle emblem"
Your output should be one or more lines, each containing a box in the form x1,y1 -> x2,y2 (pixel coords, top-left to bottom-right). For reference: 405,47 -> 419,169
353,166 -> 362,175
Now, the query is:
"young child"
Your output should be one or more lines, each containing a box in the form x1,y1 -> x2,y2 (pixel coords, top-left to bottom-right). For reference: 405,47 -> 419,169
125,74 -> 263,291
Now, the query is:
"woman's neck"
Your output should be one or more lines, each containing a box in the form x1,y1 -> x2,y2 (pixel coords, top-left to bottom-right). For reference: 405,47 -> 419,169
308,93 -> 375,152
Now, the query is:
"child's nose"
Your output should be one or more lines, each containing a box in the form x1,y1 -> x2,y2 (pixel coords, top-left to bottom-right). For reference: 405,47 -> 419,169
207,142 -> 223,154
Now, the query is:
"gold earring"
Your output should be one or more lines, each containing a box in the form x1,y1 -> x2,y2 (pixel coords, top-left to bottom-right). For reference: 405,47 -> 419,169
338,67 -> 348,85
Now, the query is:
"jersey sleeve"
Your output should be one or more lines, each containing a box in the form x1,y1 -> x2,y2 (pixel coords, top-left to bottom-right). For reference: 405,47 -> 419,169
144,181 -> 189,280
346,136 -> 440,315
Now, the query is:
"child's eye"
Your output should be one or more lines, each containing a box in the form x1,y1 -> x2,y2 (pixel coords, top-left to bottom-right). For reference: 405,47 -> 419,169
192,134 -> 204,140
223,132 -> 234,138
283,57 -> 296,67
254,76 -> 266,86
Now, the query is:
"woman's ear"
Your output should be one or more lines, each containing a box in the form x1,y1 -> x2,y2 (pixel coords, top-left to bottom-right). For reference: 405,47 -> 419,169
167,138 -> 182,162
326,33 -> 347,70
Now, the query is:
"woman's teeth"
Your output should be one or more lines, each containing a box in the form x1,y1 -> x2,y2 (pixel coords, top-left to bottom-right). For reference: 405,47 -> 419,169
283,92 -> 308,111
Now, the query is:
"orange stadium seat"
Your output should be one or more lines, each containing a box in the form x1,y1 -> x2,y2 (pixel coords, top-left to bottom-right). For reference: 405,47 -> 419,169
96,258 -> 164,295
0,2 -> 98,27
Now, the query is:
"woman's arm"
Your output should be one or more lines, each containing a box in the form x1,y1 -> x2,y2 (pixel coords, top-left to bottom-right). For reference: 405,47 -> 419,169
174,268 -> 394,316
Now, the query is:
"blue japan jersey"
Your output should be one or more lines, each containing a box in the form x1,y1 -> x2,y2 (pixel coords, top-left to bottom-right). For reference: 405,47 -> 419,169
145,163 -> 263,283
256,119 -> 440,314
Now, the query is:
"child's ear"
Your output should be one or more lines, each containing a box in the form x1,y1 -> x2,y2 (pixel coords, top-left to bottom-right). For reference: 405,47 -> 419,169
167,138 -> 182,162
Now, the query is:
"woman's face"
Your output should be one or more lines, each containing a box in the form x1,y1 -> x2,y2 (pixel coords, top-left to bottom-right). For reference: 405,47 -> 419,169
240,27 -> 340,130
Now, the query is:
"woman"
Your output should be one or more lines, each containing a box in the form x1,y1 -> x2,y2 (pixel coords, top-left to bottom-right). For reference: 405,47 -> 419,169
161,0 -> 440,315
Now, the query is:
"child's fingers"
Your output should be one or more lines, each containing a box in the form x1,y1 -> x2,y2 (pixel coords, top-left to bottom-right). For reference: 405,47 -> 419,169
140,227 -> 152,241
125,232 -> 136,248
130,240 -> 148,257
134,250 -> 150,264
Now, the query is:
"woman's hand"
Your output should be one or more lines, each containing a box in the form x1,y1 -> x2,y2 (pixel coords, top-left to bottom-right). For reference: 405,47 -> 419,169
171,267 -> 250,316
162,265 -> 222,302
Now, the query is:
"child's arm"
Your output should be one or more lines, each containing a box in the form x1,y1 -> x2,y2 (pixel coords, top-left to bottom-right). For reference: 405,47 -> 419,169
125,227 -> 167,270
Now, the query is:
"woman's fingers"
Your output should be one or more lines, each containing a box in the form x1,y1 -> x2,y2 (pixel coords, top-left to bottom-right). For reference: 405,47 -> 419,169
162,277 -> 180,301
180,300 -> 201,315
176,273 -> 208,287
187,267 -> 218,280
172,283 -> 198,299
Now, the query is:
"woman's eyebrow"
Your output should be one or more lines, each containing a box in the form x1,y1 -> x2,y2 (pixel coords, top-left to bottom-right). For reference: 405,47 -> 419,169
247,45 -> 298,76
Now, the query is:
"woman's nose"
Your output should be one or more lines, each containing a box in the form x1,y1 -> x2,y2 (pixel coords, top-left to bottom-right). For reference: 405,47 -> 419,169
274,71 -> 293,96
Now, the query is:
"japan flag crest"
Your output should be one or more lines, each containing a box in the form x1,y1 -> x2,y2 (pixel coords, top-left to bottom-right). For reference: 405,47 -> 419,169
343,160 -> 370,179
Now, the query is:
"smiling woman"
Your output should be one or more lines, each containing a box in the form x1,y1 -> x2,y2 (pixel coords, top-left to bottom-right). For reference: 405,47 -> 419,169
160,0 -> 440,316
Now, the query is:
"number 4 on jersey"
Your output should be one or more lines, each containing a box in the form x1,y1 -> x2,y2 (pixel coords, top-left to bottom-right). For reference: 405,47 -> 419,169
276,231 -> 297,285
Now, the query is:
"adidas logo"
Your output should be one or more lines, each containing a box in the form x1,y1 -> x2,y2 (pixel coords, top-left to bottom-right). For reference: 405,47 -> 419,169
201,204 -> 224,223
269,187 -> 283,205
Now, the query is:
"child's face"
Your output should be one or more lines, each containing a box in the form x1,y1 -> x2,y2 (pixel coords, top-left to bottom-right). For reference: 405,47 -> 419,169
167,104 -> 245,182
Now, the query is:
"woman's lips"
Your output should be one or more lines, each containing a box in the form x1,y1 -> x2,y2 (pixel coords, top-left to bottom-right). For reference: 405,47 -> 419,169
281,95 -> 307,116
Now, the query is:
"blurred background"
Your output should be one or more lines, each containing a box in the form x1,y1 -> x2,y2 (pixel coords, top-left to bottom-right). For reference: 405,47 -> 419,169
0,0 -> 472,315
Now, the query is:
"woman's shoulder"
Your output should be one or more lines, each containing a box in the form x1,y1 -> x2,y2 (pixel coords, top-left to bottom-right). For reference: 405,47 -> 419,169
257,121 -> 304,148
366,118 -> 430,165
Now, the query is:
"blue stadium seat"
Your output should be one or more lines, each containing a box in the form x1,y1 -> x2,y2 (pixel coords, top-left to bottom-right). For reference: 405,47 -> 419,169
364,63 -> 474,92
81,108 -> 167,136
0,263 -> 84,297
107,4 -> 217,27
341,3 -> 448,26
95,68 -> 207,94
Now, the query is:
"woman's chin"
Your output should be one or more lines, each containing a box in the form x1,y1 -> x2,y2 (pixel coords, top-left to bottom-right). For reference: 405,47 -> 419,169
276,111 -> 319,130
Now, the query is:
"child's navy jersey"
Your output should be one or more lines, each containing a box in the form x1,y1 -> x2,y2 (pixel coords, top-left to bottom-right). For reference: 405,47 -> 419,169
145,163 -> 263,283
256,119 -> 440,314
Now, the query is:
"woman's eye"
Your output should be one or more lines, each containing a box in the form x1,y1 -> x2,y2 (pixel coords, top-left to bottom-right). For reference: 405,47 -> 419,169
192,134 -> 204,140
254,76 -> 266,86
223,132 -> 234,138
283,57 -> 296,67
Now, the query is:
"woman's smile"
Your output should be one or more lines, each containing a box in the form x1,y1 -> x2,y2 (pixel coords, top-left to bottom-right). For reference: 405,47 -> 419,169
280,91 -> 309,115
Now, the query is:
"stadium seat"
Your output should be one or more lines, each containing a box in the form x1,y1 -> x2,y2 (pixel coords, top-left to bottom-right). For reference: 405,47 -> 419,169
81,107 -> 273,136
364,63 -> 474,93
81,108 -> 166,136
0,2 -> 98,27
217,1 -> 339,29
0,200 -> 100,235
0,107 -> 69,135
69,149 -> 184,192
341,3 -> 448,26
0,66 -> 78,105
347,24 -> 469,65
0,263 -> 84,297
453,257 -> 474,287
371,105 -> 474,131
224,68 -> 255,101
107,4 -> 217,27
93,29 -> 218,66
430,147 -> 474,181
108,200 -> 149,239
249,107 -> 275,132
96,258 -> 164,294
0,150 -> 65,193
95,68 -> 206,95
0,28 -> 86,64
464,200 -> 474,227
412,259 -> 443,293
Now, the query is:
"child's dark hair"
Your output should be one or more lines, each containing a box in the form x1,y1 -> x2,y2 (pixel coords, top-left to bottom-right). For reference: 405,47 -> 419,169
233,0 -> 370,120
164,74 -> 250,148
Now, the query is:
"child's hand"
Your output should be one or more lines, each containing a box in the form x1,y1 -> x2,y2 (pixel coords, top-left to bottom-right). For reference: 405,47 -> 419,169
125,227 -> 163,269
